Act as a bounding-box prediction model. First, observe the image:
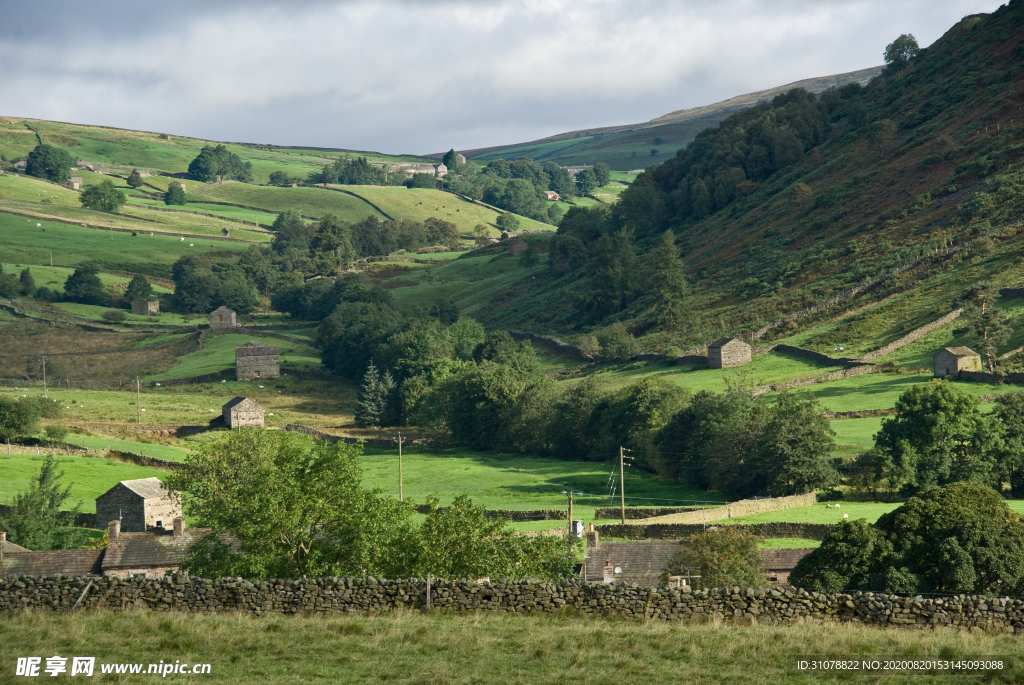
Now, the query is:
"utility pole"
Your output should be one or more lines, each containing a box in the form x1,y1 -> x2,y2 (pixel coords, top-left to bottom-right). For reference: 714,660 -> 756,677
619,446 -> 631,524
41,356 -> 47,398
393,431 -> 405,501
135,378 -> 141,424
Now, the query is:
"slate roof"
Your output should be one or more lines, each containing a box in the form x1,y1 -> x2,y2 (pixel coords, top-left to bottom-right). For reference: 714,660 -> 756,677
102,529 -> 219,571
1,550 -> 104,577
116,478 -> 168,500
235,341 -> 278,357
211,306 -> 235,316
222,396 -> 262,411
708,337 -> 747,349
1,537 -> 31,554
584,541 -> 814,586
942,346 -> 979,358
584,541 -> 684,584
761,548 -> 813,572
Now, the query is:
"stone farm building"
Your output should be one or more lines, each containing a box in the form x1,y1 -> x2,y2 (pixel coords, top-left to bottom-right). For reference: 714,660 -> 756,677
934,346 -> 982,377
544,190 -> 561,201
209,306 -> 236,330
222,396 -> 265,428
235,341 -> 279,380
389,162 -> 447,178
95,478 -> 180,534
132,298 -> 159,315
2,521 -> 237,579
64,176 -> 83,190
707,337 -> 752,369
582,536 -> 812,587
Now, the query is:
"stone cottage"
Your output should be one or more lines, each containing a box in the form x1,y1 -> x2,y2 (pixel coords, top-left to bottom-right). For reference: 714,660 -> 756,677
209,306 -> 236,330
222,396 -> 265,428
235,341 -> 280,380
132,298 -> 159,315
95,478 -> 180,534
934,346 -> 983,377
707,337 -> 752,369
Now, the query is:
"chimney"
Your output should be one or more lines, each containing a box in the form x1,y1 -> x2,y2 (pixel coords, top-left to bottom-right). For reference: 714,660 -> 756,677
1,532 -> 6,544
586,528 -> 599,548
172,517 -> 185,537
108,520 -> 120,541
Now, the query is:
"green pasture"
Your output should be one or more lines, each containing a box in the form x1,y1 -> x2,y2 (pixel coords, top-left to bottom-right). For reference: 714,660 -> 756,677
0,452 -> 167,513
1,264 -> 171,296
359,445 -> 720,521
193,183 -> 386,224
51,302 -> 196,326
588,351 -> 838,394
144,333 -> 320,381
470,135 -> 596,162
787,373 -> 1022,413
342,187 -> 552,233
63,434 -> 191,461
829,416 -> 884,459
758,537 -> 821,548
714,499 -> 1024,525
0,210 -> 255,272
127,195 -> 280,228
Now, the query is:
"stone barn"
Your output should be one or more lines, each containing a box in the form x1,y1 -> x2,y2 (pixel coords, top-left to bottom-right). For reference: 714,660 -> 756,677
934,346 -> 982,377
209,306 -> 236,330
64,176 -> 83,191
132,298 -> 159,315
95,478 -> 180,534
235,341 -> 280,380
222,396 -> 265,428
707,337 -> 752,369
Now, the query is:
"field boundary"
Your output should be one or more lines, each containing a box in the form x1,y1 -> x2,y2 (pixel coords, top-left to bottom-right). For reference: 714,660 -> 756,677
596,521 -> 835,540
0,207 -> 260,243
857,308 -> 964,361
627,491 -> 815,524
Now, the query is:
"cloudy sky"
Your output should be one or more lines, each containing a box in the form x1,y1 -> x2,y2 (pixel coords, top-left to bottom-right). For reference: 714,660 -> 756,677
0,0 -> 1002,155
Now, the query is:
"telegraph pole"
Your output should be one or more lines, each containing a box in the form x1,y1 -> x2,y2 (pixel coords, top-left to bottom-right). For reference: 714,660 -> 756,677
619,446 -> 631,524
394,431 -> 405,501
135,378 -> 141,424
41,356 -> 47,398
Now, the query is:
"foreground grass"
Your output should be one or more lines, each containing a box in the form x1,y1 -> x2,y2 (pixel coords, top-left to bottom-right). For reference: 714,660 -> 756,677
0,610 -> 1019,684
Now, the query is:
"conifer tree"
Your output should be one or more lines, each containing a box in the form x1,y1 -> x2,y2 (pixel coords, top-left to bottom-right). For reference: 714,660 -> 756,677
355,362 -> 396,427
646,230 -> 688,325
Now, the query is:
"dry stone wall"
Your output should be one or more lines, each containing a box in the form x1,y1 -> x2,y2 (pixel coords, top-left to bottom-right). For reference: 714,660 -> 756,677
857,309 -> 963,362
596,522 -> 835,540
627,491 -> 816,525
2,575 -> 1023,633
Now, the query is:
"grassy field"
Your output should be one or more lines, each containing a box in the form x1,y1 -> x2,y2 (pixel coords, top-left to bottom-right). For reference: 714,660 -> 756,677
193,183 -> 387,224
144,333 -> 321,381
1,264 -> 173,296
0,452 -> 167,513
830,416 -> 884,459
787,373 -> 1022,413
1,611 -> 1018,685
63,434 -> 191,461
715,500 -> 1024,525
359,445 -> 719,521
581,351 -> 839,394
0,209 -> 255,275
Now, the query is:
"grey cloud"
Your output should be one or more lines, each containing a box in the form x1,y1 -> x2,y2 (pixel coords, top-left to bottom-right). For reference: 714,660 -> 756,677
0,0 -> 1002,153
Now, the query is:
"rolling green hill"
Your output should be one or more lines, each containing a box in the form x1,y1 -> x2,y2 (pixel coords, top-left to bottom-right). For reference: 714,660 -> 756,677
396,6 -> 1024,366
454,66 -> 882,170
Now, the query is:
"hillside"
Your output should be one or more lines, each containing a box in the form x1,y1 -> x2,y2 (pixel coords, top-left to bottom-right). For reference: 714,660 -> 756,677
393,6 -> 1024,365
446,66 -> 881,170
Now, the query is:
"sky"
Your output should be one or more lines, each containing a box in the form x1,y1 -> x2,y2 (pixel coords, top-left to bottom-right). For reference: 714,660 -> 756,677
0,0 -> 1003,155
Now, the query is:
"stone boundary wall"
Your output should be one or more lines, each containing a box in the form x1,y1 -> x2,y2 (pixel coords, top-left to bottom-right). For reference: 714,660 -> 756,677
594,507 -> 702,520
282,424 -> 444,448
628,491 -> 816,525
300,183 -> 396,221
412,505 -> 568,521
770,344 -> 862,368
508,330 -> 589,360
752,364 -> 879,397
596,521 -> 835,540
129,204 -> 272,232
958,371 -> 1024,385
3,575 -> 1022,634
858,309 -> 963,362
